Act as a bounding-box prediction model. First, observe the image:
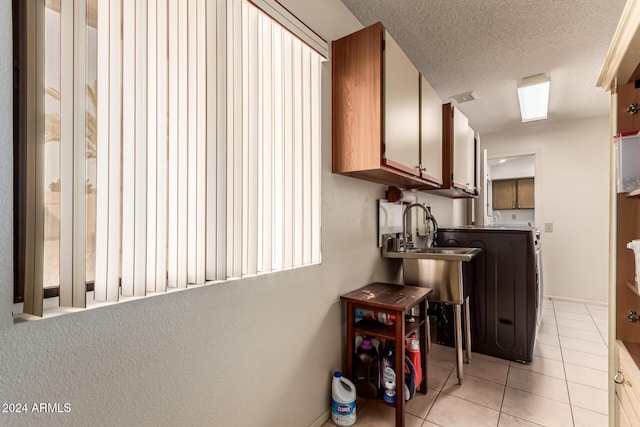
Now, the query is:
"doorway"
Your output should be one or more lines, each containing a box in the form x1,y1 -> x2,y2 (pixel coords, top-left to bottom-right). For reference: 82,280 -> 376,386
484,153 -> 536,226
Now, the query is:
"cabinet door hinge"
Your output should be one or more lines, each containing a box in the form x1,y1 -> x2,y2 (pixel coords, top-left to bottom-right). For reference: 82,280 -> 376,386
382,142 -> 386,159
382,39 -> 385,51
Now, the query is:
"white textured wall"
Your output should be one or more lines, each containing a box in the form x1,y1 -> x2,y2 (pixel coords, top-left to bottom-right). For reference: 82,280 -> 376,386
481,116 -> 610,303
0,1 -> 394,426
489,155 -> 535,180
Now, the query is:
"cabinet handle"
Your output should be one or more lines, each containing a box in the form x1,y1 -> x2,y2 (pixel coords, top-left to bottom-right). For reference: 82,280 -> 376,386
628,103 -> 640,115
614,371 -> 626,385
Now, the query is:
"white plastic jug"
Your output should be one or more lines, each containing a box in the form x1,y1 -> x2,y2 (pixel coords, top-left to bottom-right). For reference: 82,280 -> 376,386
331,372 -> 356,426
627,240 -> 640,284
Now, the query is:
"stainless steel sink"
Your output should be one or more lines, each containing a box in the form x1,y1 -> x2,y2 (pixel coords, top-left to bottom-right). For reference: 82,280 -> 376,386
381,238 -> 481,303
383,246 -> 480,262
380,235 -> 481,385
402,246 -> 481,301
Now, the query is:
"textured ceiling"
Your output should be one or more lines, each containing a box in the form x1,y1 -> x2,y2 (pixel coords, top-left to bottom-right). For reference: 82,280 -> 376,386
339,0 -> 627,135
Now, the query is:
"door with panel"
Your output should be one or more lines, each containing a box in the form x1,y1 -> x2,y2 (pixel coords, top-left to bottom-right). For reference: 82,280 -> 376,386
383,31 -> 420,177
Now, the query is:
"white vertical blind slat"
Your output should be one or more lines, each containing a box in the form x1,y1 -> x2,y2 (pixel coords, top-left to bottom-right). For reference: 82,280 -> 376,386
177,0 -> 188,288
187,0 -> 197,283
271,23 -> 283,272
59,0 -> 74,306
146,0 -> 158,291
195,0 -> 207,284
215,0 -> 228,281
121,0 -> 136,297
106,0 -> 122,301
155,0 -> 169,292
244,4 -> 258,276
292,40 -> 303,267
134,0 -> 148,296
311,54 -> 321,264
282,31 -> 294,270
72,0 -> 87,307
205,0 -> 219,281
94,0 -> 110,302
259,15 -> 273,274
254,10 -> 262,274
26,0 -> 47,315
227,0 -> 243,279
301,47 -> 312,266
167,0 -> 179,288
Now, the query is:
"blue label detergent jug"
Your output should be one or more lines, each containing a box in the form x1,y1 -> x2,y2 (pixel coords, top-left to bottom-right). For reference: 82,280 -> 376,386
331,372 -> 356,426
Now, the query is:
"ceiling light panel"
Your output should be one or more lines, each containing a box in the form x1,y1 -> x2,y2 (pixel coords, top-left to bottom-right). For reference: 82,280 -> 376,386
517,74 -> 550,122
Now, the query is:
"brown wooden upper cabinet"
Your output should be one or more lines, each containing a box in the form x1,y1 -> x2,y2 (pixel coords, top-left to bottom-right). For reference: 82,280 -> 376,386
331,22 -> 443,189
430,104 -> 478,198
492,178 -> 534,209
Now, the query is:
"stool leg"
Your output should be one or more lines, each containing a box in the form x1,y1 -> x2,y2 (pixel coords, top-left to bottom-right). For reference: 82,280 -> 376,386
464,296 -> 472,364
426,303 -> 432,354
453,303 -> 464,384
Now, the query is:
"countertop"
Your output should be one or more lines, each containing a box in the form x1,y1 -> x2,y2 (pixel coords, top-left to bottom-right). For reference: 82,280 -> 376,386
439,224 -> 536,232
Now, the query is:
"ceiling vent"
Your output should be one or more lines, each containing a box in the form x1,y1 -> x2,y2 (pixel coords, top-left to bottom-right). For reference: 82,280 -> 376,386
450,91 -> 478,104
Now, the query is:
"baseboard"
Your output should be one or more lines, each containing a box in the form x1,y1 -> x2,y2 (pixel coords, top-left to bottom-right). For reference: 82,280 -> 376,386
309,409 -> 330,427
546,294 -> 608,307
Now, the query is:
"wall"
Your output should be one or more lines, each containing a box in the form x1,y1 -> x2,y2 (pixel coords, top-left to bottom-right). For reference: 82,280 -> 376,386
481,116 -> 610,303
0,2 -> 460,427
489,155 -> 535,180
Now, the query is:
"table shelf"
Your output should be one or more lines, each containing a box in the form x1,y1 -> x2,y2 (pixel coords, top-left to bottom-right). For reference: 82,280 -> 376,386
353,317 -> 425,341
340,282 -> 432,427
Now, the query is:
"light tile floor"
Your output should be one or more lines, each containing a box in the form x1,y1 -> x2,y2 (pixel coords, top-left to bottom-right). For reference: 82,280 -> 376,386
324,297 -> 609,427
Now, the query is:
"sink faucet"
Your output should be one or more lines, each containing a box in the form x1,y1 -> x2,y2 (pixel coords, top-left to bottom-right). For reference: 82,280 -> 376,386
402,203 -> 438,250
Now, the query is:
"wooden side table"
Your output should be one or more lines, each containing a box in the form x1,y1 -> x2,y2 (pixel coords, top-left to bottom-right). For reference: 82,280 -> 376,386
340,282 -> 432,427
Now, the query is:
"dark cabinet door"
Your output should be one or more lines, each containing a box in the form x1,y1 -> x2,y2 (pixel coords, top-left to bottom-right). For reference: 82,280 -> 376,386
492,180 -> 516,210
517,178 -> 535,209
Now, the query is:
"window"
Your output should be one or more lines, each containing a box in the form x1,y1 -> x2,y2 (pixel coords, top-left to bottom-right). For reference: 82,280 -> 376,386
14,0 -> 326,317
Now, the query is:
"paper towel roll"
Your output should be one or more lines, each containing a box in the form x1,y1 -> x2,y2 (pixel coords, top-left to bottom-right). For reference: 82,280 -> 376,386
386,186 -> 417,204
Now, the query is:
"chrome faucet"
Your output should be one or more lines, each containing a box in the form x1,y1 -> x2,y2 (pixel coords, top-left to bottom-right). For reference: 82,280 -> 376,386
402,203 -> 438,251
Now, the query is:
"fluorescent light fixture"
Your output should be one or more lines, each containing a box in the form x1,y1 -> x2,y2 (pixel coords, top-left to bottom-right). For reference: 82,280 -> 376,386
517,74 -> 550,122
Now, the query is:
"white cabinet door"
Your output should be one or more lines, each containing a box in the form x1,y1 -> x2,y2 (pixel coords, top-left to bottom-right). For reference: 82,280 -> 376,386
466,126 -> 476,191
453,107 -> 470,188
383,31 -> 419,175
420,76 -> 442,183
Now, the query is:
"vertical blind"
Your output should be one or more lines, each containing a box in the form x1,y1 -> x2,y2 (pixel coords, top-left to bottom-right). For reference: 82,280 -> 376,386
22,0 -> 325,316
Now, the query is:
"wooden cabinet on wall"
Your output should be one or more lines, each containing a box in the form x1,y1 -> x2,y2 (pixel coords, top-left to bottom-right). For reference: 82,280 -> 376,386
331,22 -> 443,189
428,103 -> 478,198
597,2 -> 640,421
614,81 -> 640,366
492,178 -> 534,210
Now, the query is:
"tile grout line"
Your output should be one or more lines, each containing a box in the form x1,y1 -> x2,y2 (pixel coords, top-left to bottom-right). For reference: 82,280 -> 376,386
495,361 -> 510,427
552,298 -> 577,427
585,304 -> 609,346
420,359 -> 454,424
